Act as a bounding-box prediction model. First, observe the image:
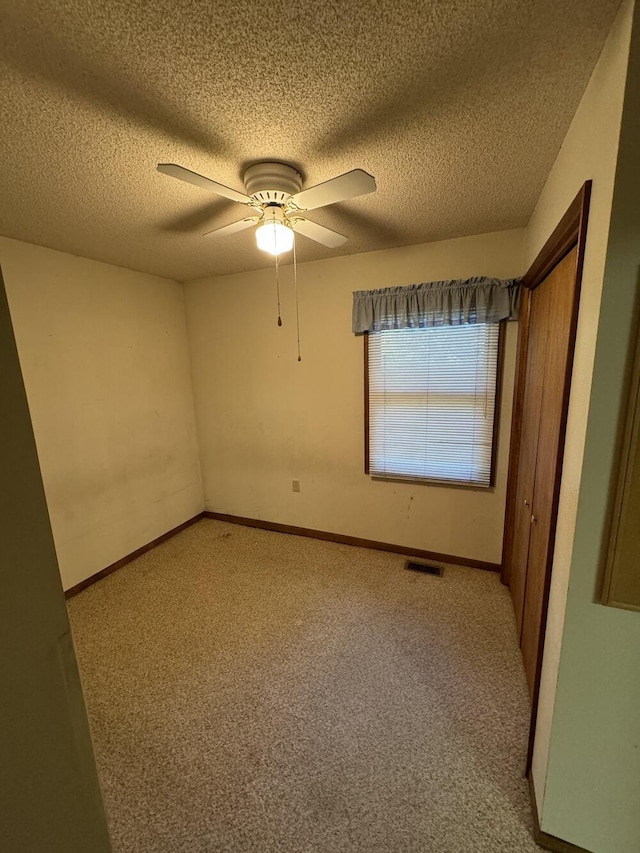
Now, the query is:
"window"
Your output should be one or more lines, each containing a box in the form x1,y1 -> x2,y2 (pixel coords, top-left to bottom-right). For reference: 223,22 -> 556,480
365,323 -> 503,486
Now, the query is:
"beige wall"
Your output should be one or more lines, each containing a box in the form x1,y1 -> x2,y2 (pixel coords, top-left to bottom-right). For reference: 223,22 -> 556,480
0,267 -> 112,851
184,229 -> 523,565
526,1 -> 640,851
1,237 -> 203,590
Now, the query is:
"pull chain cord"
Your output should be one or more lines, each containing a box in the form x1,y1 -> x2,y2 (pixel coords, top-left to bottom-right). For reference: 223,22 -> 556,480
275,252 -> 282,326
293,236 -> 301,361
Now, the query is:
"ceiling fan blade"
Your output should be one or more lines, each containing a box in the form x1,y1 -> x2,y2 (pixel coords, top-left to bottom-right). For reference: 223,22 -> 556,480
158,163 -> 252,204
202,216 -> 260,237
289,169 -> 376,212
290,218 -> 348,248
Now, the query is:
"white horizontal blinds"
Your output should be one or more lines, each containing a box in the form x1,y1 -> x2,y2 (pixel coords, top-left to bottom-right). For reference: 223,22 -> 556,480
368,324 -> 500,485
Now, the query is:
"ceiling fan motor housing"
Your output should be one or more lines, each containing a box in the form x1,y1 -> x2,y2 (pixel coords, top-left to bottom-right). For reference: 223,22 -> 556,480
243,162 -> 302,204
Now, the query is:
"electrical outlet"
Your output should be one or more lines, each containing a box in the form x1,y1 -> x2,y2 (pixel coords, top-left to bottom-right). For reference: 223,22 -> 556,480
292,479 -> 300,492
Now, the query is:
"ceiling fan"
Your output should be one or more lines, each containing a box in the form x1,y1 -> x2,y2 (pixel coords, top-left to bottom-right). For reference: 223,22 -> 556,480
157,161 -> 377,256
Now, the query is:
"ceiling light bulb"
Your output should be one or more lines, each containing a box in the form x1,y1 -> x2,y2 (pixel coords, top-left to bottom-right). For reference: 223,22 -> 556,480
256,220 -> 294,256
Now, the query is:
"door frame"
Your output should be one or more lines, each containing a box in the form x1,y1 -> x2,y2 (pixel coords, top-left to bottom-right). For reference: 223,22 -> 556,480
500,181 -> 591,771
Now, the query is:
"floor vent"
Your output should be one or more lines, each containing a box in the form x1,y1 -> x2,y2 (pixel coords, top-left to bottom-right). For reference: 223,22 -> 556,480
405,560 -> 443,577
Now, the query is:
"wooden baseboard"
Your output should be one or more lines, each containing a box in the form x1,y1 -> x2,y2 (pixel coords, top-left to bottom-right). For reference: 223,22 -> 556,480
528,775 -> 594,853
203,511 -> 500,572
64,512 -> 205,599
64,509 -> 499,599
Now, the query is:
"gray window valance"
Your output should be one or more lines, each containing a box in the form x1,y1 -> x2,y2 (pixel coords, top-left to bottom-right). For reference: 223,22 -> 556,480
352,276 -> 521,334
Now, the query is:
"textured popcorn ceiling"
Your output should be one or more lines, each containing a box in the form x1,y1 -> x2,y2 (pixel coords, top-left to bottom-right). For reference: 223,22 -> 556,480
0,0 -> 621,281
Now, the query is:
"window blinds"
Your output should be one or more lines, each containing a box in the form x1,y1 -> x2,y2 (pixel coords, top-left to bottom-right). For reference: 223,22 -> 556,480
368,324 -> 500,486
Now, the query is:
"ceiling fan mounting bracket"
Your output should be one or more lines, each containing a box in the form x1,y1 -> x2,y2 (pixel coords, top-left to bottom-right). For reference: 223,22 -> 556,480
243,162 -> 302,205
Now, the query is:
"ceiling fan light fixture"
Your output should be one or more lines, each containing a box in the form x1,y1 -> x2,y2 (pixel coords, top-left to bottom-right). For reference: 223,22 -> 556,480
256,220 -> 294,255
256,207 -> 294,256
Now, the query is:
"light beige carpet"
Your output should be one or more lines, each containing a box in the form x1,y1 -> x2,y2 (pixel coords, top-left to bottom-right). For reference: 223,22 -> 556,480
68,518 -> 541,852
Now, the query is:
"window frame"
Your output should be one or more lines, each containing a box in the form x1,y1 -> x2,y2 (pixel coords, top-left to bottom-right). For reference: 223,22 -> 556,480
363,320 -> 506,489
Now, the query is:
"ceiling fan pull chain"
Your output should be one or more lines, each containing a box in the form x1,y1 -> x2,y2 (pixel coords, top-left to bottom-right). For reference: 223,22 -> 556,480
294,236 -> 302,362
275,252 -> 282,327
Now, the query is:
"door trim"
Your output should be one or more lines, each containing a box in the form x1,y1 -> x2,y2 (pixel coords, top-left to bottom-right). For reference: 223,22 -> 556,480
500,181 -> 591,773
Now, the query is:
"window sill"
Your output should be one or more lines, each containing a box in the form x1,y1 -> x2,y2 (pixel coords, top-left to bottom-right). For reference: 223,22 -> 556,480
370,474 -> 494,491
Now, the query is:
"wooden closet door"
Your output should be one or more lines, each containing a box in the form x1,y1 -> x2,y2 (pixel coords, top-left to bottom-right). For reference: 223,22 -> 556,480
509,278 -> 551,635
520,247 -> 578,694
